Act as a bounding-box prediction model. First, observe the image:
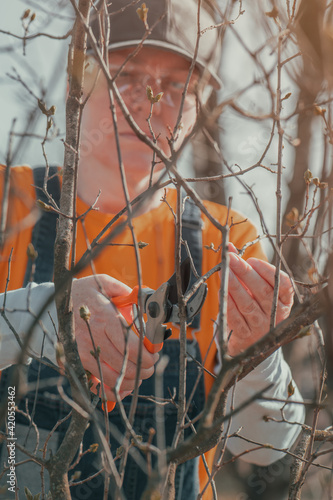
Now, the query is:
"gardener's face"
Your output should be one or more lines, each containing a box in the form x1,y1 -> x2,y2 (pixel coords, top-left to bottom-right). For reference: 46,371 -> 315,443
81,46 -> 199,177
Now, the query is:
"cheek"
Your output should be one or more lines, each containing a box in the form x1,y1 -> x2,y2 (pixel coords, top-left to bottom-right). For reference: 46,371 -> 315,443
172,107 -> 197,148
180,107 -> 197,134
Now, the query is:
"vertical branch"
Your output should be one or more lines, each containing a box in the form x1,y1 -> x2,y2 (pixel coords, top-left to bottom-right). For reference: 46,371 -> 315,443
164,185 -> 188,500
108,70 -> 146,496
155,356 -> 169,489
174,186 -> 187,445
47,1 -> 92,499
270,31 -> 284,329
218,217 -> 230,358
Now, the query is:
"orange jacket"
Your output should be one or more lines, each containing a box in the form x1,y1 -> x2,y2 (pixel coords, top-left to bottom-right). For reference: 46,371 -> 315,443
0,165 -> 267,496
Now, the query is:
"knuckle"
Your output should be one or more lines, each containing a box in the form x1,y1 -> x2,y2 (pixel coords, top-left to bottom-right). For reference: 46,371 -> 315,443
262,283 -> 273,297
140,370 -> 153,380
249,312 -> 266,329
241,301 -> 257,315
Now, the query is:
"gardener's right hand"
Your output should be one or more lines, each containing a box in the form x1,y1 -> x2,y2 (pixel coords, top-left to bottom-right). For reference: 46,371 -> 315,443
72,274 -> 159,401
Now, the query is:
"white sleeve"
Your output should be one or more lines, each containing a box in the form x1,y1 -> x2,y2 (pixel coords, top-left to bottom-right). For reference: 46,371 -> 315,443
225,349 -> 305,465
0,283 -> 59,369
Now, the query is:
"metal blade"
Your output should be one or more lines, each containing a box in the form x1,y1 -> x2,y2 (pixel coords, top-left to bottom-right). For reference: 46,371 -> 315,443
166,257 -> 191,305
167,282 -> 207,324
186,283 -> 207,321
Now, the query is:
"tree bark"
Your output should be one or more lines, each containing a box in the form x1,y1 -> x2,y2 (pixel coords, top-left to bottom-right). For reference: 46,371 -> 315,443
46,1 -> 92,498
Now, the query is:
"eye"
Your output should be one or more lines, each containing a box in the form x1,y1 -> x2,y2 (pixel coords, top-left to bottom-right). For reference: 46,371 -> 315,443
169,81 -> 184,91
116,70 -> 131,79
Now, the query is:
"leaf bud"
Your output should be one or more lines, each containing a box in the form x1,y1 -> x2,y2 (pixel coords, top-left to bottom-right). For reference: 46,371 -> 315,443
36,199 -> 53,212
131,434 -> 143,447
71,471 -> 81,481
27,243 -> 38,261
138,240 -> 148,249
30,12 -> 36,22
304,169 -> 313,184
285,207 -> 299,227
89,443 -> 99,453
153,92 -> 164,103
312,177 -> 320,187
287,380 -> 295,397
116,445 -> 124,458
265,6 -> 278,18
314,105 -> 326,116
146,85 -> 154,101
21,9 -> 31,20
79,304 -> 91,321
38,99 -> 48,115
136,3 -> 148,24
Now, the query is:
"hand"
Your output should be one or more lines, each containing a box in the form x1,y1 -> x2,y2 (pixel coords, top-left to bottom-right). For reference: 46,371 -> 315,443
227,253 -> 294,356
72,275 -> 159,401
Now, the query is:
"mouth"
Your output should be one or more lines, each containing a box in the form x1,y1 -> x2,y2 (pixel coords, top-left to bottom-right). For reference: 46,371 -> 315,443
118,130 -> 138,138
118,130 -> 151,143
118,130 -> 158,148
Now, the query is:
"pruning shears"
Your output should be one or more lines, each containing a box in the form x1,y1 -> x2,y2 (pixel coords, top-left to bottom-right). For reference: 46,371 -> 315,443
103,258 -> 207,412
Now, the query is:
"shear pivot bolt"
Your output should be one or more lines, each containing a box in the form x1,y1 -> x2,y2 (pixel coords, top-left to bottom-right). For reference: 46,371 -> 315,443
148,301 -> 160,318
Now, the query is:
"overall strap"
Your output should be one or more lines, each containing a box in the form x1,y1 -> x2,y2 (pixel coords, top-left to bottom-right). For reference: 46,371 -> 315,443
0,167 -> 61,431
181,191 -> 203,330
23,166 -> 60,286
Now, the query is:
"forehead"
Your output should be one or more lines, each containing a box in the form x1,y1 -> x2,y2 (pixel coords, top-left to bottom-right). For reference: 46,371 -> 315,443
108,46 -> 199,75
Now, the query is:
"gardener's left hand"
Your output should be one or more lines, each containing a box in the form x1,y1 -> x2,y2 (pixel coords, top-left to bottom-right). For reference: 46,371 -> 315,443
227,253 -> 294,356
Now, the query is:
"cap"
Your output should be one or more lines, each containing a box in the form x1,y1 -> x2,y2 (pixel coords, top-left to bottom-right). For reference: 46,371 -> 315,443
88,0 -> 222,88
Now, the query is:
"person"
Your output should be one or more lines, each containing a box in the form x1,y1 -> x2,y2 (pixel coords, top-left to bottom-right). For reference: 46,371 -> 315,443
0,1 -> 305,498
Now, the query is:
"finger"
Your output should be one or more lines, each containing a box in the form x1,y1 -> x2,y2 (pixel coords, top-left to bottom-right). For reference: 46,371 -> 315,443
89,362 -> 145,393
89,373 -> 138,402
83,339 -> 155,383
99,340 -> 156,380
228,269 -> 267,326
227,293 -> 253,355
104,314 -> 159,368
81,297 -> 159,369
228,264 -> 291,325
94,274 -> 132,298
246,258 -> 294,306
229,253 -> 276,309
228,242 -> 238,254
